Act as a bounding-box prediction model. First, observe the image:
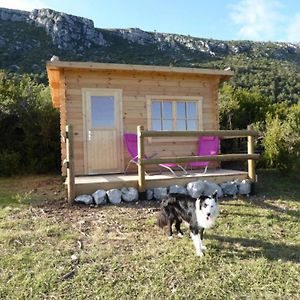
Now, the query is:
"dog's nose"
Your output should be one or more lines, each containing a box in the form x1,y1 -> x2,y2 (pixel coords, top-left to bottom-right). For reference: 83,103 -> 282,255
207,213 -> 211,217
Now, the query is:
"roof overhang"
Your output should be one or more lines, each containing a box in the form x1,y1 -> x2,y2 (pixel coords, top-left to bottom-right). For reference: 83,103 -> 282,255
47,61 -> 234,108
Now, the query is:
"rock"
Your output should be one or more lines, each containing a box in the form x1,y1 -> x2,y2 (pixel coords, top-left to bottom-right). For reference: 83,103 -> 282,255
116,28 -> 155,45
169,185 -> 187,195
146,189 -> 154,200
238,180 -> 251,196
74,194 -> 93,205
187,180 -> 205,198
107,189 -> 122,204
220,181 -> 238,197
28,8 -> 106,50
121,187 -> 139,202
92,189 -> 106,205
50,55 -> 59,61
153,187 -> 168,200
203,182 -> 223,198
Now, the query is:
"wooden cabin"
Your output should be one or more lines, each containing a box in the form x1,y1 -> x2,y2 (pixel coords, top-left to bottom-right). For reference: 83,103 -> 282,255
47,61 -> 258,199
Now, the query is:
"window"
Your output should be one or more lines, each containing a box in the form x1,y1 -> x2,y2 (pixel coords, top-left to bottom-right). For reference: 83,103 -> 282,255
176,101 -> 197,131
91,95 -> 115,128
149,97 -> 202,131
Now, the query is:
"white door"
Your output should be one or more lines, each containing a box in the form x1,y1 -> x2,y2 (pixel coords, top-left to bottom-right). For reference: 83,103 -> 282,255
83,89 -> 123,174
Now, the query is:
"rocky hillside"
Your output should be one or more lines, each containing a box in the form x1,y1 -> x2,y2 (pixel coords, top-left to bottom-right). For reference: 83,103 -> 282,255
0,7 -> 299,103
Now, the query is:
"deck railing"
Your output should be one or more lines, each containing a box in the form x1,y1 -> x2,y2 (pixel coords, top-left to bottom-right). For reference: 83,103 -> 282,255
137,125 -> 260,192
64,125 -> 75,203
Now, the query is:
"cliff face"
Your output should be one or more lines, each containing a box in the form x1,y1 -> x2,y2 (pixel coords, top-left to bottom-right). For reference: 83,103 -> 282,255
0,8 -> 106,50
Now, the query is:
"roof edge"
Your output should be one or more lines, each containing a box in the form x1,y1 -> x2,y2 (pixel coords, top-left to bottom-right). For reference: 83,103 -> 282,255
46,61 -> 234,77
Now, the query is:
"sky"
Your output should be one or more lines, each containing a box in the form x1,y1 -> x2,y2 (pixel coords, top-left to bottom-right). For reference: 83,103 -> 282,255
0,0 -> 300,43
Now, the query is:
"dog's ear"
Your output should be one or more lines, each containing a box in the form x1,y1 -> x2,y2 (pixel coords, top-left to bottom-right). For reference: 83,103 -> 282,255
198,195 -> 207,206
212,190 -> 218,201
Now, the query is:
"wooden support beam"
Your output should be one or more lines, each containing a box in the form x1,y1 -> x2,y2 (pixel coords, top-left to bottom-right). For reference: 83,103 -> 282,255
66,125 -> 75,203
137,125 -> 146,192
140,153 -> 260,166
247,125 -> 256,182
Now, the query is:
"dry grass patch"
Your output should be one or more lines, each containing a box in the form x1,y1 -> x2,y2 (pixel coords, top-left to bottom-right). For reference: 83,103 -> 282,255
0,171 -> 299,299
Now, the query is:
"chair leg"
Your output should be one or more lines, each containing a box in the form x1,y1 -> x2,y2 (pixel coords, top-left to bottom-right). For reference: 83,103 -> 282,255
160,165 -> 178,176
124,159 -> 137,174
178,164 -> 188,175
124,162 -> 131,174
160,164 -> 188,177
125,160 -> 150,176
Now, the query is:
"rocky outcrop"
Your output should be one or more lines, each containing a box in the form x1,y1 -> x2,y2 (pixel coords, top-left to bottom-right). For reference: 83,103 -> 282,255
114,27 -> 300,58
0,7 -> 106,51
28,9 -> 106,50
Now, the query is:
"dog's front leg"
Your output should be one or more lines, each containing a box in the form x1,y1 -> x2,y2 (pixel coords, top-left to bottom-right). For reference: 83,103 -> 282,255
191,230 -> 203,257
168,220 -> 174,239
200,228 -> 207,251
175,220 -> 184,238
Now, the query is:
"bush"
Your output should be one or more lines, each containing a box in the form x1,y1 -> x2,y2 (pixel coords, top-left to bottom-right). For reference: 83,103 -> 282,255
0,151 -> 21,176
263,102 -> 300,171
0,70 -> 60,175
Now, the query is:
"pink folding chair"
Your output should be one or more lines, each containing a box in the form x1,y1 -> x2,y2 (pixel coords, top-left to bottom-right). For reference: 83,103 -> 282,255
123,133 -> 187,176
187,136 -> 219,173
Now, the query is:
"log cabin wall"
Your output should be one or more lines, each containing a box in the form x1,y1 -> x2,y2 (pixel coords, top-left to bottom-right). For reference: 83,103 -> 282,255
61,69 -> 220,175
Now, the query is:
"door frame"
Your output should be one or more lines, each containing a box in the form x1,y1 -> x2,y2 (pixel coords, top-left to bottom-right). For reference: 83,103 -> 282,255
82,88 -> 124,174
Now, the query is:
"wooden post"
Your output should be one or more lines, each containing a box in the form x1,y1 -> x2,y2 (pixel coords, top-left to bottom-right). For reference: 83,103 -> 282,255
247,125 -> 256,182
137,125 -> 146,192
66,125 -> 75,203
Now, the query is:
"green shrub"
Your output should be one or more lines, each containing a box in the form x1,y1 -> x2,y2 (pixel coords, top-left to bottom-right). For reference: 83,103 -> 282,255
0,151 -> 21,176
263,102 -> 300,171
0,70 -> 60,175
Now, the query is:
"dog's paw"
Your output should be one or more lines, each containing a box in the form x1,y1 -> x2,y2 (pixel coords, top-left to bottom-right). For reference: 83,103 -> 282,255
168,235 -> 173,240
201,245 -> 207,251
196,251 -> 204,257
177,233 -> 184,238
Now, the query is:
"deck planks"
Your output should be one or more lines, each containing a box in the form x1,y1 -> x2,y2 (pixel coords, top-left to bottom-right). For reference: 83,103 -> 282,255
73,169 -> 248,195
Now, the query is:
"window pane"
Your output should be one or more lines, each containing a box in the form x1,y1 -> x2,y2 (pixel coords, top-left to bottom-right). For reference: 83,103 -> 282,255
176,119 -> 186,130
91,96 -> 114,128
152,119 -> 162,131
162,102 -> 172,119
163,120 -> 172,131
187,120 -> 197,131
151,101 -> 161,119
187,102 -> 197,119
176,102 -> 186,119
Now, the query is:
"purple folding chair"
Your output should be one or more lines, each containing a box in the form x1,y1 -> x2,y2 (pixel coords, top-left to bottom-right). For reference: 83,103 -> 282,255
123,133 -> 187,176
187,136 -> 219,173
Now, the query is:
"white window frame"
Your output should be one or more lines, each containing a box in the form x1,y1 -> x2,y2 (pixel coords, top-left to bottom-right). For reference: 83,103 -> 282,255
146,95 -> 203,142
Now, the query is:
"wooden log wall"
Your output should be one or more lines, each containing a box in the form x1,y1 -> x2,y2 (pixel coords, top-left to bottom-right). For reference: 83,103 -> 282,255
61,69 -> 221,175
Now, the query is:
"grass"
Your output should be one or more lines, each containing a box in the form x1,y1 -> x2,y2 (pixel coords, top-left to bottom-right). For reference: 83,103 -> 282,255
0,170 -> 299,299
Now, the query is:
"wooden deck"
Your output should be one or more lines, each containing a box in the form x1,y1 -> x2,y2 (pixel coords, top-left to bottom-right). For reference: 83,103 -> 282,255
73,168 -> 248,195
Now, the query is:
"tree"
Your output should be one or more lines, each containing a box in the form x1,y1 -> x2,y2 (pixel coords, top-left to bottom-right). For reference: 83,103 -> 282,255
0,71 -> 60,175
263,102 -> 300,171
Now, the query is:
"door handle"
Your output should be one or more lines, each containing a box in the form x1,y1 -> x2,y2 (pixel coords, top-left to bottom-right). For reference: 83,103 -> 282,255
88,130 -> 92,141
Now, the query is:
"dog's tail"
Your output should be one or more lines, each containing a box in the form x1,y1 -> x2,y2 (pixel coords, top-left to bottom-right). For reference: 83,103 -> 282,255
157,198 -> 170,228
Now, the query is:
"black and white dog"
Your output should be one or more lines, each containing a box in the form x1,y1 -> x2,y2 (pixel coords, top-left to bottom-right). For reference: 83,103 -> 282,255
157,191 -> 219,256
